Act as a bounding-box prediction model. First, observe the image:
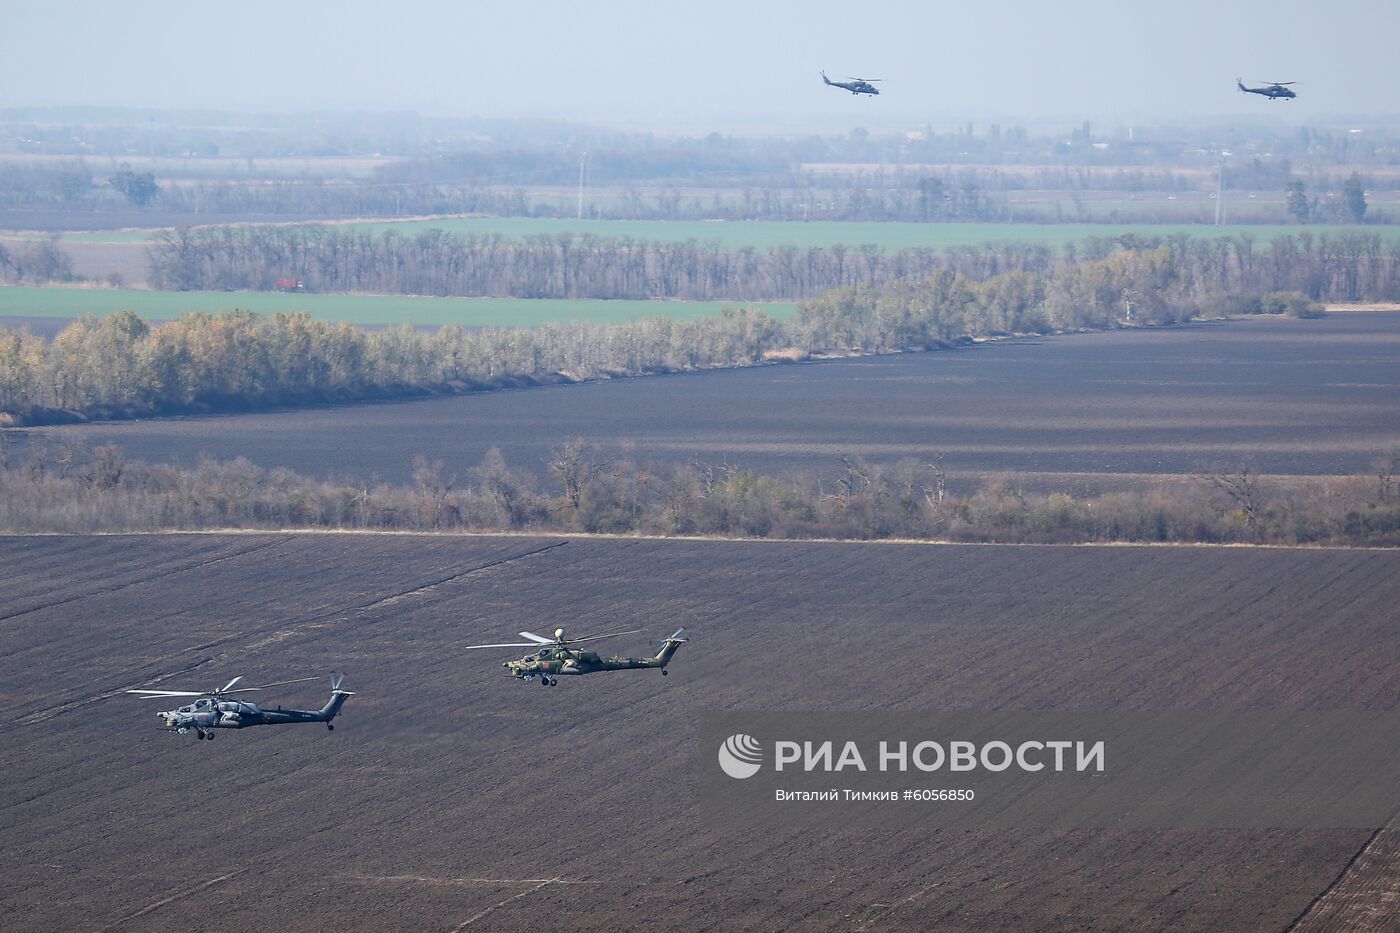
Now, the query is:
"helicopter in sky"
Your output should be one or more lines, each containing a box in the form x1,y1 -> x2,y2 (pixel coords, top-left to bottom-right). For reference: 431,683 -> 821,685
126,674 -> 353,740
821,71 -> 881,96
1237,78 -> 1297,100
464,627 -> 688,686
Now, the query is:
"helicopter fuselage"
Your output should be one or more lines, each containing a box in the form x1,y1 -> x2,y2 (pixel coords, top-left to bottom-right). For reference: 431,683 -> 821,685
820,72 -> 880,96
1239,82 -> 1295,99
504,640 -> 683,683
158,692 -> 350,737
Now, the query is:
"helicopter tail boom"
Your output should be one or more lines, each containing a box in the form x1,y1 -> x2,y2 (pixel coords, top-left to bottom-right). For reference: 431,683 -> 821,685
317,691 -> 353,721
317,674 -> 355,721
652,628 -> 689,668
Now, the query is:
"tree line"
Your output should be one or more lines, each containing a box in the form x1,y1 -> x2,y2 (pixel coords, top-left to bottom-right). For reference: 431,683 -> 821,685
0,237 -> 1336,425
146,226 -> 1400,303
148,224 -> 959,298
1,440 -> 1396,547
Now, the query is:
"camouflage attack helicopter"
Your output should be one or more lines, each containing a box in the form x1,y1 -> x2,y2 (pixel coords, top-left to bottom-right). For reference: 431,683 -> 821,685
821,71 -> 881,96
126,674 -> 353,740
1237,78 -> 1297,100
464,627 -> 688,686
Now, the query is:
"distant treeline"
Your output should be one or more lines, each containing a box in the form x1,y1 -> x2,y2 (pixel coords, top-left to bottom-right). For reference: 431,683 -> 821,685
7,114 -> 1399,224
1,159 -> 1383,226
147,227 -> 1400,303
0,241 -> 1328,425
2,441 -> 1397,547
0,170 -> 1366,226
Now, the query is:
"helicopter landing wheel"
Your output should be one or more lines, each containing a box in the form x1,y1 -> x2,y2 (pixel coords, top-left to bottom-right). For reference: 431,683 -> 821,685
206,732 -> 214,740
196,732 -> 205,740
662,669 -> 669,676
539,677 -> 550,687
326,723 -> 334,731
549,677 -> 558,686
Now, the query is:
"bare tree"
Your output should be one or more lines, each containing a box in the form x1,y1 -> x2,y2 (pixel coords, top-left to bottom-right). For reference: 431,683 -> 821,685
472,448 -> 538,528
1204,461 -> 1264,529
1374,450 -> 1400,505
86,445 -> 125,490
548,437 -> 610,510
833,456 -> 871,504
411,456 -> 455,528
926,454 -> 948,504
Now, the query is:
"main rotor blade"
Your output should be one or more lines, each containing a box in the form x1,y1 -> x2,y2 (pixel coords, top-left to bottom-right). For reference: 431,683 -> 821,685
219,676 -> 244,693
518,631 -> 554,645
564,628 -> 643,644
248,676 -> 319,691
128,689 -> 206,698
463,641 -> 539,650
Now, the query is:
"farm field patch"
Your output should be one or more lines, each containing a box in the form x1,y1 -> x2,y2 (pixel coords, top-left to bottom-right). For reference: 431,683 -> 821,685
0,534 -> 1397,931
0,286 -> 792,328
21,218 -> 1394,250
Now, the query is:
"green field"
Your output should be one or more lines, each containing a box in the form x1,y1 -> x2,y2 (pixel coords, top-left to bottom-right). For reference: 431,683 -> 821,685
0,287 -> 794,327
49,218 -> 1399,250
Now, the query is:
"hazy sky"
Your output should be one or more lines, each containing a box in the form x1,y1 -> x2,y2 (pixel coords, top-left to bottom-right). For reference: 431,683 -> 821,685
4,0 -> 1398,131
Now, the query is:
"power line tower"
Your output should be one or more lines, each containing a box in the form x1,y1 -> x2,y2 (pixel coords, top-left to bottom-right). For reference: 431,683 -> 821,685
576,151 -> 589,220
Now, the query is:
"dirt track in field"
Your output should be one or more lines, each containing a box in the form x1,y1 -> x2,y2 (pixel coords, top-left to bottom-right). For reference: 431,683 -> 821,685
2,533 -> 1399,931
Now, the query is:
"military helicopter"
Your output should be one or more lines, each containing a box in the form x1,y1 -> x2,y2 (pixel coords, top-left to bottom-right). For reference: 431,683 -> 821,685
821,71 -> 881,96
464,627 -> 688,686
1237,78 -> 1297,100
126,674 -> 353,740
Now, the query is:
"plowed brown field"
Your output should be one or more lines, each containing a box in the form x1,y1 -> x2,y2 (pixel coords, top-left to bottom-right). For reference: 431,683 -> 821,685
2,533 -> 1399,931
12,312 -> 1400,492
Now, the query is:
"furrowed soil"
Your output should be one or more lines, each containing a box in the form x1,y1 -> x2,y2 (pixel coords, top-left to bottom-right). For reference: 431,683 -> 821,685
11,312 -> 1400,492
2,534 -> 1398,931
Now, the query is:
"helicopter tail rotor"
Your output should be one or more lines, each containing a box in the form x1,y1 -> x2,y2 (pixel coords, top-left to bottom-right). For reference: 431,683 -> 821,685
650,628 -> 689,650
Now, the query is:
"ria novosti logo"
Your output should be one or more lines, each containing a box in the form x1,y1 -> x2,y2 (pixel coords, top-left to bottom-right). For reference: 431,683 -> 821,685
716,733 -> 1106,779
718,733 -> 763,779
